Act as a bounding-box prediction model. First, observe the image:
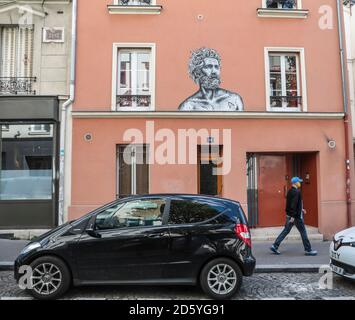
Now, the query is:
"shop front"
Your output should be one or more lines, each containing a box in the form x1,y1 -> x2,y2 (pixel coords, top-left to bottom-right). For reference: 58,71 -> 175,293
0,96 -> 60,229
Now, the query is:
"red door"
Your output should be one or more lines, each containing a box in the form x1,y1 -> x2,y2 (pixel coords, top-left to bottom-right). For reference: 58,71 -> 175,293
300,153 -> 318,227
257,155 -> 287,227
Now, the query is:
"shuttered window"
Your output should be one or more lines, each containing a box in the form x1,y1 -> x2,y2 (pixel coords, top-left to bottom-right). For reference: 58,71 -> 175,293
0,25 -> 34,78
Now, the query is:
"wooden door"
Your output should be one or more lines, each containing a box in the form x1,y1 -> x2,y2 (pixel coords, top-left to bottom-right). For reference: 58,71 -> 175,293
300,153 -> 318,227
257,155 -> 287,227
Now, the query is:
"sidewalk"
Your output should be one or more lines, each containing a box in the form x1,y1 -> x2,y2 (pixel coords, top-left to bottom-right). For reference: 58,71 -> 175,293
253,241 -> 331,273
0,239 -> 331,272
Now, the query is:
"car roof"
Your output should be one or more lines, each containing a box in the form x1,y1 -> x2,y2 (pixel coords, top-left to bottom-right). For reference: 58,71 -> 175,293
120,194 -> 241,206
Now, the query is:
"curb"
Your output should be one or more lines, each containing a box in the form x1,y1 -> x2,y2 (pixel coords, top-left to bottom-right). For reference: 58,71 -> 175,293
0,262 -> 14,271
255,264 -> 324,273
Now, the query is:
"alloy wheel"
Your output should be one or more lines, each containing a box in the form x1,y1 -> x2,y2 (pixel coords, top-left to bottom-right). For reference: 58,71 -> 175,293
207,263 -> 237,295
31,263 -> 62,296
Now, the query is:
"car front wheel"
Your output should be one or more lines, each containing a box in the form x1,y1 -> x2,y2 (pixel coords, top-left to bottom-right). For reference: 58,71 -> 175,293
200,258 -> 243,300
26,256 -> 71,300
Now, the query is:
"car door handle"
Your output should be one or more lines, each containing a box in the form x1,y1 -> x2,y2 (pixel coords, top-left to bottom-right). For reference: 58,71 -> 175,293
147,233 -> 168,238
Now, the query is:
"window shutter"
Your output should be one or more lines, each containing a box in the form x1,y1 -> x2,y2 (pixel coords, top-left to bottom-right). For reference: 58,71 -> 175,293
0,27 -> 17,77
17,26 -> 34,77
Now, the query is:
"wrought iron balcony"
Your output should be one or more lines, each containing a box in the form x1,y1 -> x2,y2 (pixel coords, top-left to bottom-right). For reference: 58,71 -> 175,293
266,0 -> 297,9
343,0 -> 355,6
0,77 -> 37,95
117,95 -> 151,108
108,0 -> 161,14
119,0 -> 152,5
270,96 -> 302,109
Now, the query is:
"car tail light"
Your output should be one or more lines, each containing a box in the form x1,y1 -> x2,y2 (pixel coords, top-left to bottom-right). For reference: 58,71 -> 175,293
235,223 -> 252,247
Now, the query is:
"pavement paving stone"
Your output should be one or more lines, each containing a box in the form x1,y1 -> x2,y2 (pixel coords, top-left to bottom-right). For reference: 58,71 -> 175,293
0,271 -> 354,300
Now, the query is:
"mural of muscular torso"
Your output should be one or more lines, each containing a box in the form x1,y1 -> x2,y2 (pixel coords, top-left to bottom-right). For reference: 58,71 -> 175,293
179,48 -> 244,112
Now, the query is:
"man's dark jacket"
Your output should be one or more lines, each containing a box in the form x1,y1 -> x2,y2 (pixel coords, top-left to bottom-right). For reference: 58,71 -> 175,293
286,186 -> 302,219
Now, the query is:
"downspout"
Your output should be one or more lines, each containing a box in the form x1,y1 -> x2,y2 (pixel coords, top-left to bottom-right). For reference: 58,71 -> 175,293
336,0 -> 352,227
58,0 -> 77,225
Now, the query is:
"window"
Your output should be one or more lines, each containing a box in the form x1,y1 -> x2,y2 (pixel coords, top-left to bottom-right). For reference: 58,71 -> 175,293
1,125 -> 9,131
258,0 -> 308,18
266,0 -> 297,9
29,124 -> 51,134
0,25 -> 35,95
265,49 -> 307,111
198,145 -> 223,196
95,198 -> 165,230
117,145 -> 149,198
115,47 -> 154,110
168,199 -> 226,225
0,124 -> 54,200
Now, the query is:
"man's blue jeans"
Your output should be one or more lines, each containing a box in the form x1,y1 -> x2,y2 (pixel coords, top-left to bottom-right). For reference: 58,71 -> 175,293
273,216 -> 312,252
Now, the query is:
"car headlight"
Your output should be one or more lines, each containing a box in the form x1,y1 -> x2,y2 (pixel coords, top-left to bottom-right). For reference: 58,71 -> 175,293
20,242 -> 41,255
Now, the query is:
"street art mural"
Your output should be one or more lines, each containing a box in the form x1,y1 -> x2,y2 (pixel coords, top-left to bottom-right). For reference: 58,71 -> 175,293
178,48 -> 244,111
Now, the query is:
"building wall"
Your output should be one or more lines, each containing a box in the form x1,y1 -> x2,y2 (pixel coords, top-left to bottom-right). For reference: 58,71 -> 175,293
75,0 -> 344,113
71,0 -> 355,238
0,0 -> 72,96
0,1 -> 72,229
69,116 -> 354,239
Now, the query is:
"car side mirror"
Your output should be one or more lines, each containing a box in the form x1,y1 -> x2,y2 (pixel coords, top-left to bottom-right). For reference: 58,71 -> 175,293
86,216 -> 102,238
86,227 -> 102,238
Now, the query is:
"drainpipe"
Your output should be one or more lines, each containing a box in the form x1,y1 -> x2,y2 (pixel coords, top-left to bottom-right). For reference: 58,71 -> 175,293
58,0 -> 77,225
336,0 -> 352,227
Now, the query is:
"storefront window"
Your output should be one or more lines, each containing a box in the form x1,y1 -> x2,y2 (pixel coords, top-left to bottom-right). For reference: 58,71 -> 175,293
0,124 -> 54,200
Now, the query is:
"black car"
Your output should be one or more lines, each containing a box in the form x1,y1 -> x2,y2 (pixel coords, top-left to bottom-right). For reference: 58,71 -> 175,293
15,194 -> 256,300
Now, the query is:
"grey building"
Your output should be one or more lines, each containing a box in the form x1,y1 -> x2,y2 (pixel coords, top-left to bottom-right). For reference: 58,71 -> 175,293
0,0 -> 72,232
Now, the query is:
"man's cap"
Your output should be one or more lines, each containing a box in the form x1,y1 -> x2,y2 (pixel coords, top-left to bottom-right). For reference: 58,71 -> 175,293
291,177 -> 303,184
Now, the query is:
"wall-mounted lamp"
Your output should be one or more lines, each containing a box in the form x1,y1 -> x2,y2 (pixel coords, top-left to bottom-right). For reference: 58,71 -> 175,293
84,133 -> 93,142
328,139 -> 336,149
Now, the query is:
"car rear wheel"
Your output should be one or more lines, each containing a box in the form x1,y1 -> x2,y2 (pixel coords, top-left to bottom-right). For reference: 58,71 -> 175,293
27,256 -> 71,300
200,258 -> 243,300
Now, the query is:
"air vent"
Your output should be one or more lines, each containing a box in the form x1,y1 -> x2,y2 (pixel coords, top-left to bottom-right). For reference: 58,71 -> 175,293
43,27 -> 65,43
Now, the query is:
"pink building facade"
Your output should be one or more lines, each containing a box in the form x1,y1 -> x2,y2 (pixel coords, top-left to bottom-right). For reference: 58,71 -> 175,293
69,0 -> 355,239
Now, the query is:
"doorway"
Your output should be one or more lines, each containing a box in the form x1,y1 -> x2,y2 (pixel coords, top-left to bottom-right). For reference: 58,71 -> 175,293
247,153 -> 318,228
198,145 -> 223,196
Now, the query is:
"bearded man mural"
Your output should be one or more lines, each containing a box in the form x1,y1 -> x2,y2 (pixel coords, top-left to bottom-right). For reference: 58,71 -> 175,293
179,48 -> 244,111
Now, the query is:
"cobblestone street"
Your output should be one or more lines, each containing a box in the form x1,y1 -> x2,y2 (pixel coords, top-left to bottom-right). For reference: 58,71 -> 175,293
1,271 -> 355,300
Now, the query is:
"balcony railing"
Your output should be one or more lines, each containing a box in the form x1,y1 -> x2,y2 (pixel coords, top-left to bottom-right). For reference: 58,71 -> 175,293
117,95 -> 151,108
270,96 -> 302,109
343,0 -> 355,6
108,0 -> 161,14
0,77 -> 37,95
266,0 -> 297,9
119,0 -> 152,5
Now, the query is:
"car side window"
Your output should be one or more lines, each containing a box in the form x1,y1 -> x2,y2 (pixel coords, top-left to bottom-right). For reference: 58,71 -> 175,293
95,199 -> 166,230
168,199 -> 226,225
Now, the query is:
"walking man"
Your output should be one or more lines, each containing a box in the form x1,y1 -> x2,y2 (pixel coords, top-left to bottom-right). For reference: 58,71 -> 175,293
270,177 -> 318,256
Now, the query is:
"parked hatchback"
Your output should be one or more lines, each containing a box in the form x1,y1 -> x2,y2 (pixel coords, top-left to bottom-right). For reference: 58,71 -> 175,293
330,227 -> 355,280
15,194 -> 256,300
